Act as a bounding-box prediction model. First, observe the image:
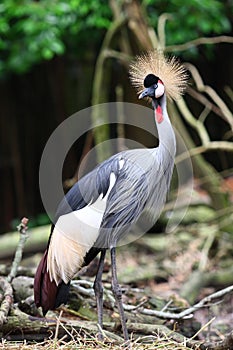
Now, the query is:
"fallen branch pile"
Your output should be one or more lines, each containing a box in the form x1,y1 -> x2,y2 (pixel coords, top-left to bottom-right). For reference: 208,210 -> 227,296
0,218 -> 233,350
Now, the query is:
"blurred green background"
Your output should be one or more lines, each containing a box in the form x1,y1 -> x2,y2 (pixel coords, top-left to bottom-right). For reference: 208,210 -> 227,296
0,0 -> 232,233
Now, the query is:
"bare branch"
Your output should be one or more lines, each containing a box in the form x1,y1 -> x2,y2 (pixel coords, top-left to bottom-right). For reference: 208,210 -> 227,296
187,86 -> 224,119
139,285 -> 233,320
166,35 -> 233,52
176,141 -> 233,164
157,13 -> 173,49
147,26 -> 159,49
7,217 -> 29,283
176,97 -> 210,145
104,48 -> 131,64
186,63 -> 233,130
0,277 -> 13,325
71,278 -> 233,322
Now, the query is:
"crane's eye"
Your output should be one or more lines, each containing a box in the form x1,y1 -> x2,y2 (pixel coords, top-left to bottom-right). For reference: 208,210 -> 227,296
144,74 -> 159,88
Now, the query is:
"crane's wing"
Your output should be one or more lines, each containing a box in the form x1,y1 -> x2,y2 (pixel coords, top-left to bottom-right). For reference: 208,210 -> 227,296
46,155 -> 124,282
34,154 -> 122,314
95,148 -> 174,249
53,155 -> 121,222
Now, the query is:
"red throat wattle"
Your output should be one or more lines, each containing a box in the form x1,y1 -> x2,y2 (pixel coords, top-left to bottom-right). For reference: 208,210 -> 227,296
155,105 -> 163,123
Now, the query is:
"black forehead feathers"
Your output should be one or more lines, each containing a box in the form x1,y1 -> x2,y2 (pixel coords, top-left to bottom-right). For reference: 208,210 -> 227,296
144,74 -> 159,88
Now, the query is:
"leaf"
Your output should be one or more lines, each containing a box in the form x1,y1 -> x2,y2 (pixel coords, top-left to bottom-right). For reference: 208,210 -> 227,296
50,40 -> 65,55
42,47 -> 53,60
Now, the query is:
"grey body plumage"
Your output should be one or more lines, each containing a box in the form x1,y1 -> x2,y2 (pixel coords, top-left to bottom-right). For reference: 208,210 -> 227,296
56,143 -> 174,250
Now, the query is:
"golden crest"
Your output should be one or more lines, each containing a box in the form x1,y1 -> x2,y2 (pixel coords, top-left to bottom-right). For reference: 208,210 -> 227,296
129,50 -> 188,100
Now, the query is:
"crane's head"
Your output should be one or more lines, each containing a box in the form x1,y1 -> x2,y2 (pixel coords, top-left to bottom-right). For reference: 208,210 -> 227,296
129,50 -> 188,102
138,74 -> 165,100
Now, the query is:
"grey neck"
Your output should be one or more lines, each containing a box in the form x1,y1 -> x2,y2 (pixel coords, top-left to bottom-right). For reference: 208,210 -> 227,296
152,96 -> 176,159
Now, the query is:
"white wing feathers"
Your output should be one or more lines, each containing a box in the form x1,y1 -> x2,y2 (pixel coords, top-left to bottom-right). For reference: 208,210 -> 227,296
47,172 -> 117,285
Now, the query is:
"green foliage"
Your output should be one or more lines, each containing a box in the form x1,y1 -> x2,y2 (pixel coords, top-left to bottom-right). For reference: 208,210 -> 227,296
0,0 -> 111,75
0,0 -> 232,75
144,0 -> 232,46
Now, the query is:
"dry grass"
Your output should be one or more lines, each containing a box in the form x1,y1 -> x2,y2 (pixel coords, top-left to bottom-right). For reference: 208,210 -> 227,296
0,338 -> 196,350
0,327 -> 200,350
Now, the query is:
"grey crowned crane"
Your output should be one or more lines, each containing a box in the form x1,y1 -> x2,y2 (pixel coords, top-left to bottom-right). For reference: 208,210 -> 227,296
34,50 -> 188,341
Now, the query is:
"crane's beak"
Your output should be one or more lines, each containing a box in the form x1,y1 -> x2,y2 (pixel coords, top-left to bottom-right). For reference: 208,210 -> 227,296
139,84 -> 157,99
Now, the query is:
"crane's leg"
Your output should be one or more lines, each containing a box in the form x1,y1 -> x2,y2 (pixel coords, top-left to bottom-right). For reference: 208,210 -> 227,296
110,247 -> 129,341
93,249 -> 106,340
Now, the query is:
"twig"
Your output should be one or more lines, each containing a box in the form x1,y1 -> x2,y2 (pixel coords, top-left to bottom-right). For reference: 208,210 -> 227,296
204,330 -> 233,350
126,322 -> 202,348
75,285 -> 94,297
139,285 -> 233,320
123,299 -> 147,311
54,310 -> 63,343
72,279 -> 93,287
189,317 -> 215,341
7,217 -> 29,283
71,280 -> 95,297
160,299 -> 173,312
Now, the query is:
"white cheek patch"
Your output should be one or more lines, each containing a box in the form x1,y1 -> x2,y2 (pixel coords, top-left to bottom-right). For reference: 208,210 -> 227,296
155,83 -> 165,98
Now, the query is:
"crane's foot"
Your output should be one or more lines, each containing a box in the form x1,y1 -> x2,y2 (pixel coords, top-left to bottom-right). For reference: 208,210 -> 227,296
96,323 -> 105,341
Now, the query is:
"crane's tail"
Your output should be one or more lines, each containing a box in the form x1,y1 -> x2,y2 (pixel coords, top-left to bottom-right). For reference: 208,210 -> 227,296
34,250 -> 70,315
